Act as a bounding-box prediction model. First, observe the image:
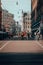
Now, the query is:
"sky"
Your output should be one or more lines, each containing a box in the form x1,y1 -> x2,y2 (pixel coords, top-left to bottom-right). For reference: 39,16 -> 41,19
1,0 -> 31,25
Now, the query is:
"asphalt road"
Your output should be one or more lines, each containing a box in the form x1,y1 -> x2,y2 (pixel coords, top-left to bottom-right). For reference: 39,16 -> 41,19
0,40 -> 43,53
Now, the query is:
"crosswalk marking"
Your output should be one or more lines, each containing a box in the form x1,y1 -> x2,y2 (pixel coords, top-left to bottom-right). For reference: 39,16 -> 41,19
0,41 -> 43,51
0,41 -> 9,50
36,40 -> 43,48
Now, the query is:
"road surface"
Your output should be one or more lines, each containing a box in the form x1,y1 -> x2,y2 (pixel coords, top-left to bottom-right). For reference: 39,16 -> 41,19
0,40 -> 43,53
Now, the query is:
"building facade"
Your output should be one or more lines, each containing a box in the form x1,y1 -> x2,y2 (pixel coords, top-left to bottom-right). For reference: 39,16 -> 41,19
0,0 -> 2,30
2,9 -> 14,32
31,0 -> 43,38
15,22 -> 21,35
23,13 -> 31,33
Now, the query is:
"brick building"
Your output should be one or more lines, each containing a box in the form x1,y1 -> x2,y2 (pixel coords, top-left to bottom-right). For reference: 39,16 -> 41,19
2,9 -> 14,33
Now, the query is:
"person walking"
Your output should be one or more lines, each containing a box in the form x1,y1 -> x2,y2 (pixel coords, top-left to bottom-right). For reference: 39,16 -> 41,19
21,32 -> 24,40
27,31 -> 29,40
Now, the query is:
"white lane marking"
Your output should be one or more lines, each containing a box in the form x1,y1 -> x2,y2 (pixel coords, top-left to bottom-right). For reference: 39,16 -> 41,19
36,40 -> 43,48
0,41 -> 9,50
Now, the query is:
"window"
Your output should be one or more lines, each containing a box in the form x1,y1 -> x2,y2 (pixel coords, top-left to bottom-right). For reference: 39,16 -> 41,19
28,18 -> 29,20
28,22 -> 29,24
26,18 -> 27,20
28,26 -> 29,28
